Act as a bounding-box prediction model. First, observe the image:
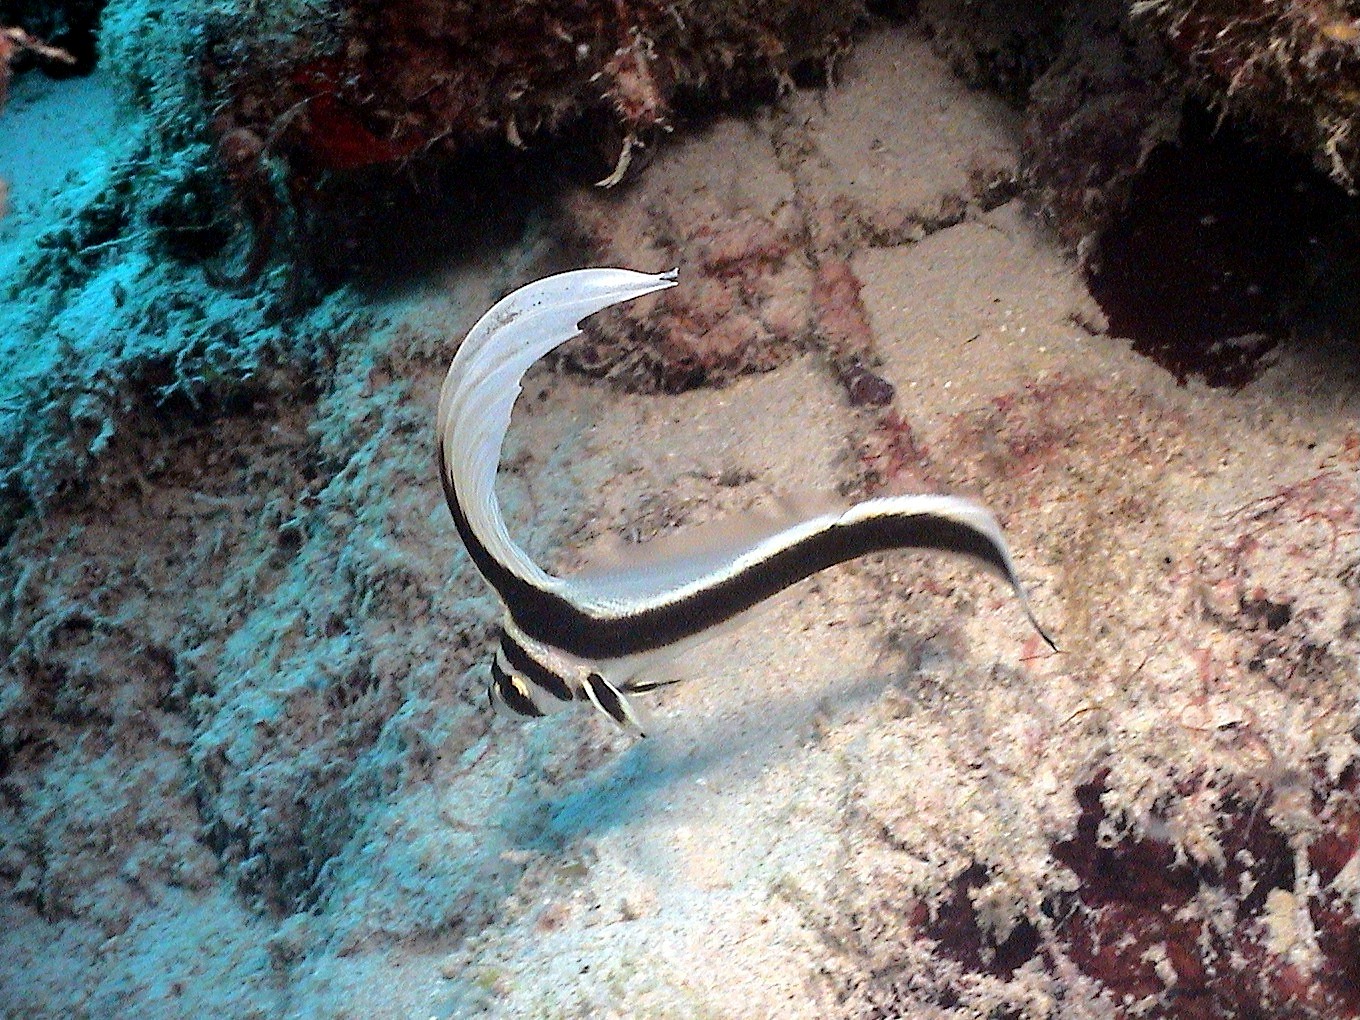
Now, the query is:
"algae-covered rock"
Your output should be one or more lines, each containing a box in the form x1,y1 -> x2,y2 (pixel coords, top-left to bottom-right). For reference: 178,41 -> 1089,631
207,1 -> 867,214
1135,0 -> 1360,188
1022,2 -> 1183,256
918,0 -> 1360,251
917,0 -> 1072,100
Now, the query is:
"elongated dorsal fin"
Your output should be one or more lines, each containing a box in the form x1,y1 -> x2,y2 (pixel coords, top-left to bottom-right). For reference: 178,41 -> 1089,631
437,268 -> 678,592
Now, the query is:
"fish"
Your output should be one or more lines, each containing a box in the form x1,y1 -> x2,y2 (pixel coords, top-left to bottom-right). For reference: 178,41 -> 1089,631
436,267 -> 1055,736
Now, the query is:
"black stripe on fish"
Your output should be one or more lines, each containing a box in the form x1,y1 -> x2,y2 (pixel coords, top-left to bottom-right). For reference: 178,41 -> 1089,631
499,629 -> 574,703
461,500 -> 1046,661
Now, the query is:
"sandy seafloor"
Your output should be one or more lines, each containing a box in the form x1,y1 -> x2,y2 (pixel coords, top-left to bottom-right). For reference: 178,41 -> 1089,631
2,21 -> 1359,1020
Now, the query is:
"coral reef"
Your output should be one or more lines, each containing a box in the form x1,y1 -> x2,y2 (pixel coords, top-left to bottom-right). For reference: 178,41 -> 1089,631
211,0 -> 864,168
860,762 -> 1360,1018
918,0 -> 1072,100
920,0 -> 1360,264
202,0 -> 866,274
3,0 -> 1358,534
812,376 -> 1360,1018
1084,104 -> 1351,385
892,760 -> 1360,1018
3,3 -> 1360,1017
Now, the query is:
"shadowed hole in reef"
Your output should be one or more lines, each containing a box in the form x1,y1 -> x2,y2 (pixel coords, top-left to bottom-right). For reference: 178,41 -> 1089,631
1088,105 -> 1359,388
914,769 -> 1360,1019
306,142 -> 560,291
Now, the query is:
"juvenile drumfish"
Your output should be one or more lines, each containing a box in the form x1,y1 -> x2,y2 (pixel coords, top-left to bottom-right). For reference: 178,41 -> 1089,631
437,268 -> 1054,735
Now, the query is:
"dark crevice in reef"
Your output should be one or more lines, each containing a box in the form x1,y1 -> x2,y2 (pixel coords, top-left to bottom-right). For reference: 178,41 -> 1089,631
1087,104 -> 1360,389
224,96 -> 809,298
918,862 -> 1042,979
306,144 -> 563,294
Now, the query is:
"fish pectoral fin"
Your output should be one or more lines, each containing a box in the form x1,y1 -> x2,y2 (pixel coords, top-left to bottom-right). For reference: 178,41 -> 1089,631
582,672 -> 648,737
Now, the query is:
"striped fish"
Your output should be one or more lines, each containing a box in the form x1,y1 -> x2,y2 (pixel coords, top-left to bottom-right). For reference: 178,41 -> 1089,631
437,268 -> 1055,735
